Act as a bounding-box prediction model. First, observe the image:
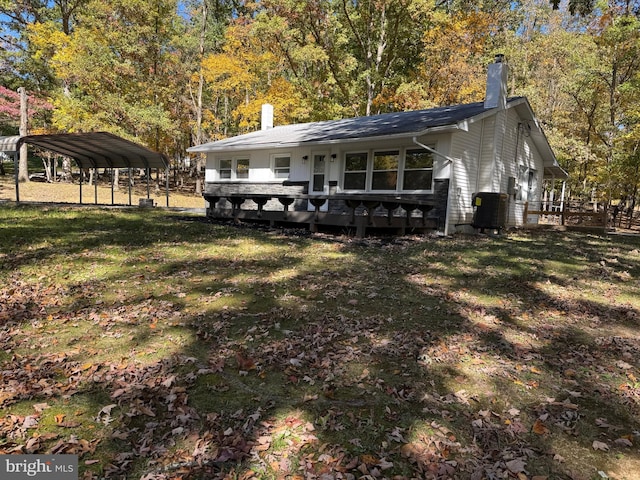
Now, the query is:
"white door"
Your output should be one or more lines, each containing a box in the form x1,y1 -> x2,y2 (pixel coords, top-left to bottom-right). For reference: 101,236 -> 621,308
308,152 -> 329,212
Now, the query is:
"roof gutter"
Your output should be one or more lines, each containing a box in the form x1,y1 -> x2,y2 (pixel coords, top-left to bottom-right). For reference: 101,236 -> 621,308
412,137 -> 456,164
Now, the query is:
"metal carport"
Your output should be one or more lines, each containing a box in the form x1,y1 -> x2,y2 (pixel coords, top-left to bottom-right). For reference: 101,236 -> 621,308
1,132 -> 170,206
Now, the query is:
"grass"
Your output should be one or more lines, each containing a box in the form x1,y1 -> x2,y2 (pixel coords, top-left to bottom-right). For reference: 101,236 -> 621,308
1,203 -> 640,479
0,168 -> 205,208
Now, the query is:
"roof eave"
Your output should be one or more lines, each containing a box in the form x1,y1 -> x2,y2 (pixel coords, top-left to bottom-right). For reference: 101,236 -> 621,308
188,125 -> 462,154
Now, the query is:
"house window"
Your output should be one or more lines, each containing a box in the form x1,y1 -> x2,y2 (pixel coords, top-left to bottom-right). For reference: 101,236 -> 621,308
343,148 -> 435,192
219,159 -> 232,179
219,158 -> 250,180
403,149 -> 433,190
344,152 -> 368,190
517,166 -> 537,201
272,155 -> 291,179
372,150 -> 399,191
236,158 -> 249,179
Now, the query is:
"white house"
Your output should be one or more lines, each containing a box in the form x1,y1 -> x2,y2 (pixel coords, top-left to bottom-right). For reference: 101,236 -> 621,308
188,55 -> 567,236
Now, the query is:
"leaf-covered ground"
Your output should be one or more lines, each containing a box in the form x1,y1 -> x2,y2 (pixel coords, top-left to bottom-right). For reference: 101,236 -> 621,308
1,205 -> 640,480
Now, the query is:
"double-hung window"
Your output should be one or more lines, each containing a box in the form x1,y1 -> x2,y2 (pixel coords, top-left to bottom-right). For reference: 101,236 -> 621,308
219,159 -> 232,179
344,152 -> 368,190
372,150 -> 399,191
272,155 -> 291,179
403,149 -> 433,190
236,158 -> 249,178
219,158 -> 250,180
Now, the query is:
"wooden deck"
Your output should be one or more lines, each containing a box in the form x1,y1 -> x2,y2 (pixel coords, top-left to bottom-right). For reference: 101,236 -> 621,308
204,193 -> 439,236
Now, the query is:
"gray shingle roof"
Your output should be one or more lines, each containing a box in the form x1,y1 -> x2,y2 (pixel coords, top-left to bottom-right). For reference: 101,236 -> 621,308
188,100 -> 513,153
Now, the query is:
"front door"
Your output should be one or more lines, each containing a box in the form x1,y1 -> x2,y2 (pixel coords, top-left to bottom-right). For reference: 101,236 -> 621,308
309,152 -> 329,211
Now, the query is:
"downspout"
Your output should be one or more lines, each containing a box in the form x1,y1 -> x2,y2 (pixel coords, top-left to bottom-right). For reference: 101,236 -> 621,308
412,137 -> 455,235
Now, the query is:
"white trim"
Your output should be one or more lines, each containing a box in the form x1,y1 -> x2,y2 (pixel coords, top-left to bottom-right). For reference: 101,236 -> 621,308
270,152 -> 291,180
217,156 -> 251,181
340,147 -> 436,194
309,151 -> 330,195
341,150 -> 368,191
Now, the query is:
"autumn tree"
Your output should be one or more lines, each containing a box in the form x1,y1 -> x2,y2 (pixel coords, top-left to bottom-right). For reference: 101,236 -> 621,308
550,0 -> 640,16
28,0 -> 184,156
414,9 -> 500,107
251,0 -> 356,119
174,0 -> 249,193
252,0 -> 433,118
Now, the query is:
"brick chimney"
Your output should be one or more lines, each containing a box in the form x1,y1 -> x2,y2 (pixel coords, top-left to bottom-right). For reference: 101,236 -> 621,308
484,54 -> 508,110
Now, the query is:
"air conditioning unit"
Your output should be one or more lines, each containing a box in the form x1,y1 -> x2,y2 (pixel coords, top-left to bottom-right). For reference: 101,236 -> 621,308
472,192 -> 508,232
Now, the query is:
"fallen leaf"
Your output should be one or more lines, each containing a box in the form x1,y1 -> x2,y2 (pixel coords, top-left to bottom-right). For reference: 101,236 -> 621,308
506,458 -> 526,473
614,437 -> 633,447
22,415 -> 39,429
236,352 -> 257,371
33,403 -> 50,413
532,419 -> 549,435
616,360 -> 633,370
361,454 -> 378,466
592,440 -> 610,451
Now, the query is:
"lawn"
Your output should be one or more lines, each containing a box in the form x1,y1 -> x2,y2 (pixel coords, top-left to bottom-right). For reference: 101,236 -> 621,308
1,204 -> 640,480
0,168 -> 205,208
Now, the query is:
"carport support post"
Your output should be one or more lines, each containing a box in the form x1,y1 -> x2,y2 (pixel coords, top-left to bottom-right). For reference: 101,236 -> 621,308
94,167 -> 98,205
128,167 -> 132,206
146,167 -> 150,199
165,166 -> 169,207
111,168 -> 114,205
79,168 -> 83,204
13,151 -> 19,203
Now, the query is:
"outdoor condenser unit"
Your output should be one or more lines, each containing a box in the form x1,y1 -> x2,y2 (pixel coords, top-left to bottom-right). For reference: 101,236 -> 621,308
472,192 -> 508,231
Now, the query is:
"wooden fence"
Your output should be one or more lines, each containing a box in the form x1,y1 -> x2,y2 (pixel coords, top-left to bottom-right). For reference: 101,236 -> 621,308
523,202 -> 608,231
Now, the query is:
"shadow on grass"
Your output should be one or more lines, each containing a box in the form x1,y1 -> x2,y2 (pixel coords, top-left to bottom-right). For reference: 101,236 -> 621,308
2,206 -> 640,478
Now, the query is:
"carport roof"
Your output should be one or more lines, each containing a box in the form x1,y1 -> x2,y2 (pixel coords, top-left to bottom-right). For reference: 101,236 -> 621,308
0,136 -> 20,153
5,132 -> 168,169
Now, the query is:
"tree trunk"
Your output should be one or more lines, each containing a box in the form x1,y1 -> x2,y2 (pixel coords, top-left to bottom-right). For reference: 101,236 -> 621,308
42,153 -> 52,182
61,157 -> 71,182
18,87 -> 29,183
